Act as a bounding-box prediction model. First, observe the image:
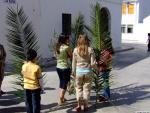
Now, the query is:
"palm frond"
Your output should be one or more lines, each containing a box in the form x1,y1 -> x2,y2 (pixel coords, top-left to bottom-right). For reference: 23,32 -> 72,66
87,2 -> 101,50
6,6 -> 40,97
6,6 -> 40,61
71,13 -> 85,49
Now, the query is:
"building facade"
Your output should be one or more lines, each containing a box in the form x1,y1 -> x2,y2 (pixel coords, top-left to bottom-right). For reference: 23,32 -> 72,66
0,0 -> 122,61
122,0 -> 150,44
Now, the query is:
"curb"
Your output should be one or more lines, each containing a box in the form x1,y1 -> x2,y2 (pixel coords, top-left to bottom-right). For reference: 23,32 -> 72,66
115,47 -> 134,53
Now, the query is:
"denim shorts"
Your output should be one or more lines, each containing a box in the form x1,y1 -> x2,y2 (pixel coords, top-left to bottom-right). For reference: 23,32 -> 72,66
56,68 -> 71,90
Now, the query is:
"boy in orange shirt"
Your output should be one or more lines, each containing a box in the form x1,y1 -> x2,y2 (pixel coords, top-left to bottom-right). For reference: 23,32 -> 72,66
22,49 -> 41,113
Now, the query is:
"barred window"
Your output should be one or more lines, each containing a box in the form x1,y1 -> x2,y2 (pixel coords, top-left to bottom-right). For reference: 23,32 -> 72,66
5,0 -> 16,4
127,25 -> 133,33
121,25 -> 126,33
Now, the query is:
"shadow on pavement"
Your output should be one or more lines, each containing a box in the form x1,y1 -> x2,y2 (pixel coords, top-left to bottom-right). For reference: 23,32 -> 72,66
41,103 -> 58,113
44,87 -> 55,91
0,106 -> 25,113
111,83 -> 150,106
113,44 -> 150,70
0,91 -> 23,106
62,83 -> 150,113
1,84 -> 150,113
47,101 -> 76,113
0,91 -> 25,113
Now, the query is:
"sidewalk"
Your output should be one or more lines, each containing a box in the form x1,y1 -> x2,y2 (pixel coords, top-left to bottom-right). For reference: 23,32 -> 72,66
1,43 -> 150,113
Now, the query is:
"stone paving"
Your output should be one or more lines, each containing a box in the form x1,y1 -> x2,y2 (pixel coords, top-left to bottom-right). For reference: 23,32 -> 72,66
0,43 -> 150,113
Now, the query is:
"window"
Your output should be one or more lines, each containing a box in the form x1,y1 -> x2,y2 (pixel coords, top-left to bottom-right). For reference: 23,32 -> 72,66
121,24 -> 133,34
122,3 -> 135,15
121,25 -> 126,33
5,0 -> 16,4
62,13 -> 71,35
122,3 -> 126,14
127,25 -> 133,33
128,4 -> 134,14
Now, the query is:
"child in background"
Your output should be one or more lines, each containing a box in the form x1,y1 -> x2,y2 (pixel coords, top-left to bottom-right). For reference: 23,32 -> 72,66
147,33 -> 150,52
22,49 -> 41,113
98,49 -> 113,102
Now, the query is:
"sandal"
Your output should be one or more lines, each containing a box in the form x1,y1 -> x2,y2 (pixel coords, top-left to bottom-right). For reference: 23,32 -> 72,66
75,106 -> 81,112
63,98 -> 67,102
58,98 -> 65,106
83,107 -> 89,112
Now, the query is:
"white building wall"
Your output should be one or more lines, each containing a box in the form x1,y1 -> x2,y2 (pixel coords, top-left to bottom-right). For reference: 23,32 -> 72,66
0,1 -> 17,61
0,2 -> 8,52
39,0 -> 93,58
122,2 -> 138,42
101,0 -> 122,49
122,0 -> 150,44
39,0 -> 122,57
0,0 -> 41,61
0,0 -> 122,61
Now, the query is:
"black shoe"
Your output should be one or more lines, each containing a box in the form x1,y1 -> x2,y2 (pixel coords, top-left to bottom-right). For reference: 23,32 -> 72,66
98,96 -> 108,102
40,90 -> 45,94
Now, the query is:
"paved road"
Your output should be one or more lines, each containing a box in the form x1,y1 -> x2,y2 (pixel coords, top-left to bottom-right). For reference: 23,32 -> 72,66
0,43 -> 150,113
113,43 -> 150,70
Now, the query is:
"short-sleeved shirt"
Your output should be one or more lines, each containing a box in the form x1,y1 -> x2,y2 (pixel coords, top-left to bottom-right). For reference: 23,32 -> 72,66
56,44 -> 70,69
22,61 -> 41,90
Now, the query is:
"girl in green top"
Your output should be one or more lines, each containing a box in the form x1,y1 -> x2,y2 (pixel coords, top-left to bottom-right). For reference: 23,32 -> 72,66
55,34 -> 72,105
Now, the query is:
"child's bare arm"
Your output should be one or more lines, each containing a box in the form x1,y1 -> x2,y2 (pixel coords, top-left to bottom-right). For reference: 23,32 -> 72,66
37,67 -> 42,79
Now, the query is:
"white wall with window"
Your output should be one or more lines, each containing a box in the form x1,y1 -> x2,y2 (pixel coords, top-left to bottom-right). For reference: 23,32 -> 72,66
0,0 -> 122,61
121,24 -> 133,34
122,0 -> 150,44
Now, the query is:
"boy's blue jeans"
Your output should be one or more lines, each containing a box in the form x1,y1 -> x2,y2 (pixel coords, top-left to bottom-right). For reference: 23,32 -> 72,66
24,88 -> 41,113
102,71 -> 110,99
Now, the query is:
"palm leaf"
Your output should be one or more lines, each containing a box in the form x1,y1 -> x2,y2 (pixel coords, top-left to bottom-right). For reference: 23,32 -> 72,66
85,2 -> 114,105
85,2 -> 101,50
6,6 -> 40,97
71,13 -> 85,50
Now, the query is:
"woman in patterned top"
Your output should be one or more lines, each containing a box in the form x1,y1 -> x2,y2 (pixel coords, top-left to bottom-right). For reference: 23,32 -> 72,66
72,34 -> 96,112
55,34 -> 72,105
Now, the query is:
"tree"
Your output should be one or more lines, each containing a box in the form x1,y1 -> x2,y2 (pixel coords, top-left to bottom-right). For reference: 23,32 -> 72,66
87,2 -> 114,104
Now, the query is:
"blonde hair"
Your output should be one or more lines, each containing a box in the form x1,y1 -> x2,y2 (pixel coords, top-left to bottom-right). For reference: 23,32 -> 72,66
77,34 -> 90,57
